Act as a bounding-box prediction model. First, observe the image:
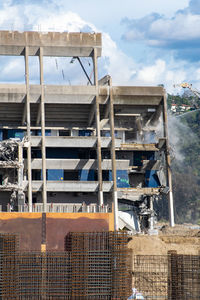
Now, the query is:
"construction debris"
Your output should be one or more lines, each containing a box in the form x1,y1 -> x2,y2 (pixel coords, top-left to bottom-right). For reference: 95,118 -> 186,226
0,139 -> 19,162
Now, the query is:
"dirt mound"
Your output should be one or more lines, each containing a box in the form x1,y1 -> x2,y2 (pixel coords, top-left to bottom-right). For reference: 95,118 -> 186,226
159,224 -> 200,237
128,236 -> 168,255
128,235 -> 200,255
128,224 -> 200,255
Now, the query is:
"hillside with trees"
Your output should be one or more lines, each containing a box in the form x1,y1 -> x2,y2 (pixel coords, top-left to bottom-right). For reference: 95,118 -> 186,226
167,93 -> 200,225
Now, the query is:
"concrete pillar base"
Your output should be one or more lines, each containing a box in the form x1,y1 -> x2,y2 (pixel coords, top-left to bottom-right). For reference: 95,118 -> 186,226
113,191 -> 118,230
98,190 -> 103,206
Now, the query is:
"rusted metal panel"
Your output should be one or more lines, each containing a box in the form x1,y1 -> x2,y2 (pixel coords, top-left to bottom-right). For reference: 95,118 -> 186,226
0,213 -> 42,250
46,216 -> 109,250
0,212 -> 114,251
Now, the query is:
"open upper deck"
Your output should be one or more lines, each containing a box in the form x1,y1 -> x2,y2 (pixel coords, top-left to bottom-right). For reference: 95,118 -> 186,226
0,31 -> 102,57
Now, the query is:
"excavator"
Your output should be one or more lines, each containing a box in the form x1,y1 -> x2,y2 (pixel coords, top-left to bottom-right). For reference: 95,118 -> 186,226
173,82 -> 200,110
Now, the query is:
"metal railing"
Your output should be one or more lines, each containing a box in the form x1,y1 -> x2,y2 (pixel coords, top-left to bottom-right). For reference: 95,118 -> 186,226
17,203 -> 110,213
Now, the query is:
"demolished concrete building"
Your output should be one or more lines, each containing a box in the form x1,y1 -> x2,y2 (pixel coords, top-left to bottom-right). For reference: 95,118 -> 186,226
0,31 -> 174,235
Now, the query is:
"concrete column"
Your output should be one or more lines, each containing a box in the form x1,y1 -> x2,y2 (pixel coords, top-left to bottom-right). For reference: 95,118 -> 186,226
149,196 -> 154,230
17,142 -> 25,207
109,77 -> 118,230
18,143 -> 23,187
39,47 -> 47,212
25,46 -> 32,212
93,48 -> 103,206
162,93 -> 175,227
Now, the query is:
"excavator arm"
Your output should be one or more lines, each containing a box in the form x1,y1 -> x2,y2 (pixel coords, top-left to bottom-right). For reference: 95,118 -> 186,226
173,82 -> 200,108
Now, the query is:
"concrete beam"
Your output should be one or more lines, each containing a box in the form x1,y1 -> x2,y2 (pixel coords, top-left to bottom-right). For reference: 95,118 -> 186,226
100,100 -> 110,129
98,75 -> 110,86
147,102 -> 162,126
25,46 -> 32,212
162,94 -> 175,227
111,96 -> 162,106
30,136 -> 122,148
0,84 -> 165,105
0,85 -> 26,103
25,158 -> 130,170
21,103 -> 27,125
108,76 -> 118,230
39,46 -> 47,212
118,187 -> 160,197
0,84 -> 96,104
116,143 -> 159,151
0,31 -> 102,57
24,181 -> 113,192
111,86 -> 165,97
36,103 -> 41,125
93,47 -> 103,206
88,102 -> 95,126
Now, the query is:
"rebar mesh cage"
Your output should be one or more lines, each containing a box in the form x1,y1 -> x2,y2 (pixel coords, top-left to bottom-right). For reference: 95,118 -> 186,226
0,232 -> 132,299
1,232 -> 200,299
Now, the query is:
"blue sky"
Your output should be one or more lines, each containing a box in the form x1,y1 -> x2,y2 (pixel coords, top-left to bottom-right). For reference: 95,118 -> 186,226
0,0 -> 200,93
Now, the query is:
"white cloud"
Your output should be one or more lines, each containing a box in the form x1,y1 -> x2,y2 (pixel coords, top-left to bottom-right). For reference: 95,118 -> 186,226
132,57 -> 198,94
136,59 -> 166,84
102,33 -> 137,85
123,12 -> 200,48
0,0 -> 199,95
195,68 -> 200,81
149,13 -> 200,43
0,2 -> 138,86
122,0 -> 200,65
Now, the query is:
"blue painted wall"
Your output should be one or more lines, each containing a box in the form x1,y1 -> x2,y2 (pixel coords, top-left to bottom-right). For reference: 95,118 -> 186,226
47,170 -> 64,181
145,170 -> 160,187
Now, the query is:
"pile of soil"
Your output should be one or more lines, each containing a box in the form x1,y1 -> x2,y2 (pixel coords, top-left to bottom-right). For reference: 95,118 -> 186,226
128,224 -> 200,255
159,223 -> 200,237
